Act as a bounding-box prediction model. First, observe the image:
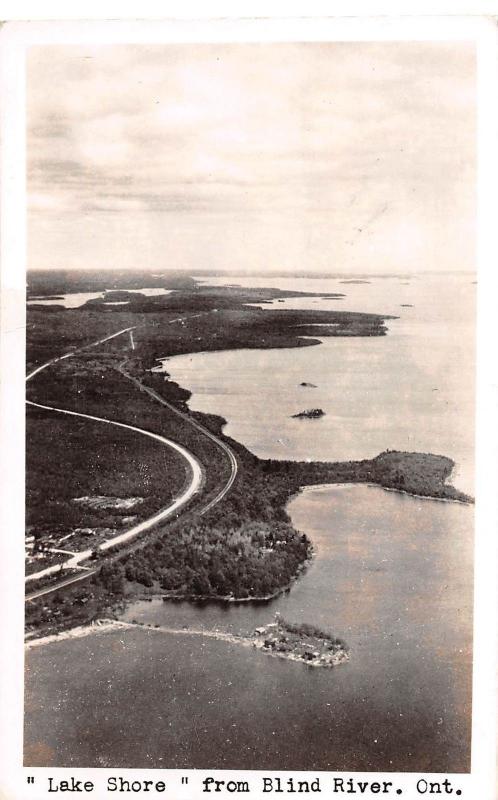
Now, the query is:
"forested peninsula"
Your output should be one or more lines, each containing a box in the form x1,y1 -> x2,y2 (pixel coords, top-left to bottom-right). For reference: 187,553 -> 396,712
25,272 -> 472,637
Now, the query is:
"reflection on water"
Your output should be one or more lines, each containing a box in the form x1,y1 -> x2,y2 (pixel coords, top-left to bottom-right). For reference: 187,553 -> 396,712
25,486 -> 473,771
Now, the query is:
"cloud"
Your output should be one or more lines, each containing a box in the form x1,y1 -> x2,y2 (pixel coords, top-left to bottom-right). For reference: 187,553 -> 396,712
27,42 -> 475,273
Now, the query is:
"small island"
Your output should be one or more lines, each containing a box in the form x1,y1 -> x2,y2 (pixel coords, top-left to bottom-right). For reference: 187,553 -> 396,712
292,408 -> 325,419
253,616 -> 349,668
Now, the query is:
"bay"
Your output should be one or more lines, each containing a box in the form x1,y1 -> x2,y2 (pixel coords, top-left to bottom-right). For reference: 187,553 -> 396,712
24,273 -> 474,771
25,485 -> 473,771
167,273 -> 475,495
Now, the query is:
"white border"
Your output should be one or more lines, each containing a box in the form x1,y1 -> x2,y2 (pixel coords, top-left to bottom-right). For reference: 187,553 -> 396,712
1,14 -> 497,800
1,2 -> 498,20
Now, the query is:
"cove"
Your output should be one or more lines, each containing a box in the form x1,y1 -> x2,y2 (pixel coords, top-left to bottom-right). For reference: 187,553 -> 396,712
25,485 -> 473,771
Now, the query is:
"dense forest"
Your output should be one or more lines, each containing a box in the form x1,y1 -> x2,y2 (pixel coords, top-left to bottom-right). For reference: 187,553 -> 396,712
25,426 -> 470,635
26,410 -> 189,572
111,519 -> 310,599
25,281 -> 470,636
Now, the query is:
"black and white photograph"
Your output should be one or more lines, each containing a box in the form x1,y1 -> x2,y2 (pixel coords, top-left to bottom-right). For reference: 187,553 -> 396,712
0,11 -> 496,800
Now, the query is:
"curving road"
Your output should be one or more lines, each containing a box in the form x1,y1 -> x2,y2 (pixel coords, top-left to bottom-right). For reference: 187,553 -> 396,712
117,365 -> 238,515
26,326 -> 136,382
25,398 -> 203,583
25,318 -> 238,591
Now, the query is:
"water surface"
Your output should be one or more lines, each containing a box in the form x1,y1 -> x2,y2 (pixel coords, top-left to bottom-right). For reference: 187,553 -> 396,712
25,486 -> 473,771
28,287 -> 172,308
167,274 -> 474,495
24,273 -> 474,771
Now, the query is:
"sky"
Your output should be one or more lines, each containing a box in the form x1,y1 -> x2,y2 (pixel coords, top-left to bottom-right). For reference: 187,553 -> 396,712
27,42 -> 476,274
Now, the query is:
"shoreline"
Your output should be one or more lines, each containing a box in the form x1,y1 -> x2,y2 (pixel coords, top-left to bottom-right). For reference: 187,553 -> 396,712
25,617 -> 350,669
298,481 -> 473,506
25,285 -> 472,639
25,471 -> 470,596
157,547 -> 314,605
25,462 -> 473,646
25,618 -> 245,649
25,453 -> 472,640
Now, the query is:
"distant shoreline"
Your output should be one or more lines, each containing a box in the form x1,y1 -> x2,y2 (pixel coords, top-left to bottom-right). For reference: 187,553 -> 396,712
25,274 -> 472,642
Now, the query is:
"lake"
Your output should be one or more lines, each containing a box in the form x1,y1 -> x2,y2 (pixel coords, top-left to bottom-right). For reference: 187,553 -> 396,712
167,273 -> 475,496
24,273 -> 474,771
27,287 -> 172,308
25,485 -> 473,771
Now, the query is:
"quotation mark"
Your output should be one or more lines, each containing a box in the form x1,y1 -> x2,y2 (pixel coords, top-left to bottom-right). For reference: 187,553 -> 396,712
27,777 -> 35,785
181,777 -> 189,785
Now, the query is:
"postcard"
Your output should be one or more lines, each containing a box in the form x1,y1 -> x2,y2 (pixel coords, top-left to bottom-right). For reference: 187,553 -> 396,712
1,12 -> 496,800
